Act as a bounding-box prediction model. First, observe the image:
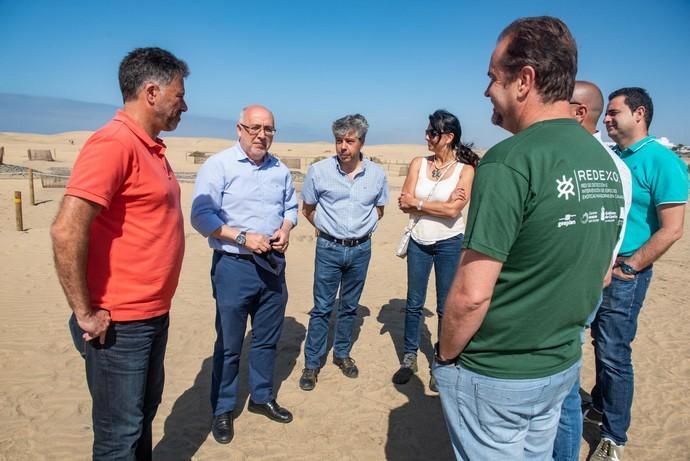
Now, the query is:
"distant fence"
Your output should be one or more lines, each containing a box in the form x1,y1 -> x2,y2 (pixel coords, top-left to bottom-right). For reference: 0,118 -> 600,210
27,149 -> 55,161
40,174 -> 69,188
186,151 -> 212,164
280,157 -> 301,169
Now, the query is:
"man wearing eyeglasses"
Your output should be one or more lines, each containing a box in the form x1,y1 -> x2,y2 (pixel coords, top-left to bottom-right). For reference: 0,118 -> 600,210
190,104 -> 298,445
298,114 -> 388,391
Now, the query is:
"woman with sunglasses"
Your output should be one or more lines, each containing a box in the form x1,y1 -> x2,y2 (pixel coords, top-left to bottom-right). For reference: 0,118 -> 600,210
395,109 -> 479,391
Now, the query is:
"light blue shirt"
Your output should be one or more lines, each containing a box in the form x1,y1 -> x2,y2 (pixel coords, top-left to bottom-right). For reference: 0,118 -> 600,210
301,155 -> 389,239
190,143 -> 298,254
615,136 -> 688,255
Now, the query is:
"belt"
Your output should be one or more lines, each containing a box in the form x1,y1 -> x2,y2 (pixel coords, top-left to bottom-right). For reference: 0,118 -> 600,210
319,232 -> 371,247
214,250 -> 254,260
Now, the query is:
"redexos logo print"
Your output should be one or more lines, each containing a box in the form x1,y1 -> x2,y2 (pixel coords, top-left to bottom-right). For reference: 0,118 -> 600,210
556,175 -> 575,200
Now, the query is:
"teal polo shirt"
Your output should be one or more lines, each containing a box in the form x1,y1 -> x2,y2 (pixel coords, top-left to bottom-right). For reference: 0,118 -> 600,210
615,136 -> 688,255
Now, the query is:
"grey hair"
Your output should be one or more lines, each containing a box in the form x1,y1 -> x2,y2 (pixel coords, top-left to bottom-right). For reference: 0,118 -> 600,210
332,114 -> 369,140
118,47 -> 189,102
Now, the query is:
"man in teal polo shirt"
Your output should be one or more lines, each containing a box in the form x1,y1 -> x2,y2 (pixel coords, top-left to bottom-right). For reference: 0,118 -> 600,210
588,87 -> 687,461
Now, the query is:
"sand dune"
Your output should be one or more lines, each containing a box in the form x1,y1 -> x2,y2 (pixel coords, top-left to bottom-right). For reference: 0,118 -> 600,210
0,131 -> 688,460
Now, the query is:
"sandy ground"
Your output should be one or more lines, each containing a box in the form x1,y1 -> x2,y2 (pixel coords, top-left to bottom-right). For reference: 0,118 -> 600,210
0,131 -> 688,460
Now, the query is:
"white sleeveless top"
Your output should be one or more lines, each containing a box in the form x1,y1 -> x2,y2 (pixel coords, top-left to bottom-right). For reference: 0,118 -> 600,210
410,159 -> 466,245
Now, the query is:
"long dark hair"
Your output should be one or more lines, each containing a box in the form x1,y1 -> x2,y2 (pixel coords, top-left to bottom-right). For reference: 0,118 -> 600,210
428,109 -> 479,168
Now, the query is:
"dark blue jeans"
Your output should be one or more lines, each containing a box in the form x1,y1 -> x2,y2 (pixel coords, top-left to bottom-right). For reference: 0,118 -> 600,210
304,237 -> 371,369
210,252 -> 287,415
404,234 -> 463,355
553,295 -> 603,461
590,267 -> 653,445
70,312 -> 169,461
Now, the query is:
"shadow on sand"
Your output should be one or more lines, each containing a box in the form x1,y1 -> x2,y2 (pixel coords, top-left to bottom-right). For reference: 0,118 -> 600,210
377,298 -> 435,369
153,316 -> 306,460
377,299 -> 453,460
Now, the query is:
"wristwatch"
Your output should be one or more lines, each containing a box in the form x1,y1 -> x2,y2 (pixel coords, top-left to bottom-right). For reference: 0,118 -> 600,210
236,231 -> 247,246
434,342 -> 458,366
618,261 -> 638,275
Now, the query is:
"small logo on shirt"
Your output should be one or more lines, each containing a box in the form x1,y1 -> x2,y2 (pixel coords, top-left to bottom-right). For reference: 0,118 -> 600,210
557,213 -> 577,228
556,175 -> 575,200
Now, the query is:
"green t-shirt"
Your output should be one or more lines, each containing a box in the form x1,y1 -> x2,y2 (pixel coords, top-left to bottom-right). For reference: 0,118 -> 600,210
460,119 -> 626,379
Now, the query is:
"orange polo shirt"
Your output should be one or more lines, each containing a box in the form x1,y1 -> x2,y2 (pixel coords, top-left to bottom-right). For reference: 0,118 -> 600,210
65,111 -> 185,321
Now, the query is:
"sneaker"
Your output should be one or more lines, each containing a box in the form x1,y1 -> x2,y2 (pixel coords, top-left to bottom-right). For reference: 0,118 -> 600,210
589,438 -> 624,461
392,353 -> 418,384
299,368 -> 318,391
333,356 -> 359,378
583,407 -> 604,427
429,373 -> 438,392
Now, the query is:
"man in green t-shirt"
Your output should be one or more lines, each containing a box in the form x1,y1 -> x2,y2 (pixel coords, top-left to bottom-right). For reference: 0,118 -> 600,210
433,17 -> 626,460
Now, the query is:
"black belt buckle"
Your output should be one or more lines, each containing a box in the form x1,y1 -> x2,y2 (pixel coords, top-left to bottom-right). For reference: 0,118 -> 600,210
320,232 -> 369,247
342,238 -> 360,247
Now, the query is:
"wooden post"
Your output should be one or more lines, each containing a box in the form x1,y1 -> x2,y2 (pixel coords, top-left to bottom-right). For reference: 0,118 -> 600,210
0,146 -> 4,164
15,191 -> 23,231
28,169 -> 36,205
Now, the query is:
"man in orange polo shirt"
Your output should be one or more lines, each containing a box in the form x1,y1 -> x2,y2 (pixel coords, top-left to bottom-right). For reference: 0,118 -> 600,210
51,47 -> 188,460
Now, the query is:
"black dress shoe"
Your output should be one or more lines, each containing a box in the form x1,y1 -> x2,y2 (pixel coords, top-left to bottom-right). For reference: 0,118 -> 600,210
212,412 -> 234,444
333,356 -> 359,378
299,368 -> 318,391
247,399 -> 293,423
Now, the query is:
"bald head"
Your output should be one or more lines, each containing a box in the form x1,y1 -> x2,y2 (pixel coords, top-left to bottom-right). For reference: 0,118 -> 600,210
571,81 -> 604,133
236,104 -> 275,162
239,104 -> 274,125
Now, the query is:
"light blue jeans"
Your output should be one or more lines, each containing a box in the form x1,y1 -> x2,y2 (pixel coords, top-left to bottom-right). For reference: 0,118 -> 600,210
434,360 -> 580,460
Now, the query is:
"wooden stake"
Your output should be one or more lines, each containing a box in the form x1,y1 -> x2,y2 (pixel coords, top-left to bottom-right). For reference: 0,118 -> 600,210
15,191 -> 23,231
28,169 -> 35,206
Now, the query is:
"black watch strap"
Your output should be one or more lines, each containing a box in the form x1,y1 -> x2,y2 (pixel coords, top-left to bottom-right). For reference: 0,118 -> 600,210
434,342 -> 458,366
618,261 -> 638,275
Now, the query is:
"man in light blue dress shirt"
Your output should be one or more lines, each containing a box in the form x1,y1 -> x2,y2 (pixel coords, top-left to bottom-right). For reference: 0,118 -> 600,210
190,105 -> 298,445
298,114 -> 389,391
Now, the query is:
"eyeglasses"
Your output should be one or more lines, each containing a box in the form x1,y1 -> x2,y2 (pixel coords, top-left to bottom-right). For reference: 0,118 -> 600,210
239,123 -> 277,136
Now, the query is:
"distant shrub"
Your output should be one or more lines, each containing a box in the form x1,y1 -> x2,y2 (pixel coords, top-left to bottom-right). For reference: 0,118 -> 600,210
369,156 -> 382,164
311,156 -> 328,165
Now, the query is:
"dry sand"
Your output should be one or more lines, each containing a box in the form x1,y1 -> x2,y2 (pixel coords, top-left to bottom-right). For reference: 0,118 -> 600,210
0,131 -> 688,460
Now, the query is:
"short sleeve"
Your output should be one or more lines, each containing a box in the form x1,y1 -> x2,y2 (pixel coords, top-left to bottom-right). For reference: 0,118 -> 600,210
376,170 -> 389,206
65,137 -> 131,208
301,165 -> 318,205
463,162 -> 529,262
650,153 -> 689,206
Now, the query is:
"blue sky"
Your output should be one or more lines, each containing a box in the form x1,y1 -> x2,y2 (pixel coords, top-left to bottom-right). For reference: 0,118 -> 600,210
1,0 -> 689,147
